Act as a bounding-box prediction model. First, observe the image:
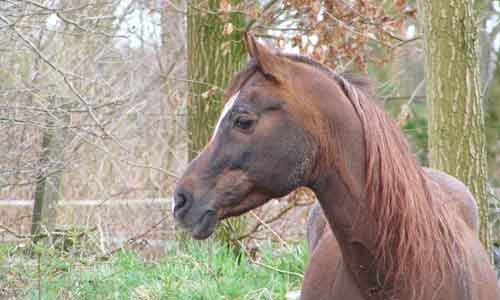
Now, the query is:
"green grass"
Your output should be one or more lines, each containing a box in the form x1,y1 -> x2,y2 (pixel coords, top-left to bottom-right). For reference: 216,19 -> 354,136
1,241 -> 308,300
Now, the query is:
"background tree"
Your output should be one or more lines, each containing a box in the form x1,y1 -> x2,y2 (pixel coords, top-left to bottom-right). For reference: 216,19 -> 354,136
187,0 -> 247,157
418,0 -> 491,249
0,0 -> 185,248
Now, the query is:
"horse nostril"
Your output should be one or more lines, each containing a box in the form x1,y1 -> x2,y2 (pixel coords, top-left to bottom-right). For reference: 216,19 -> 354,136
173,189 -> 191,217
176,192 -> 186,209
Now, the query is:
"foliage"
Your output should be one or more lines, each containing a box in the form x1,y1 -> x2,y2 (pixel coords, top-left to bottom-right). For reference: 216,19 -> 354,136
384,100 -> 428,165
250,0 -> 418,72
0,240 -> 308,300
401,106 -> 428,165
485,63 -> 500,186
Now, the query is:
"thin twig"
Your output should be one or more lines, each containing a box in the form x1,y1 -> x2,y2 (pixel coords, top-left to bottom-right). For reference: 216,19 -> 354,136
237,201 -> 297,241
248,211 -> 290,250
0,223 -> 30,239
245,0 -> 280,31
237,240 -> 303,279
249,259 -> 304,278
0,14 -> 113,139
98,216 -> 169,259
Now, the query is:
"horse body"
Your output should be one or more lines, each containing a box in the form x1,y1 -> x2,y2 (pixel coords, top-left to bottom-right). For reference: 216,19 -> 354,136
303,163 -> 495,299
303,223 -> 495,300
172,34 -> 499,299
303,167 -> 484,300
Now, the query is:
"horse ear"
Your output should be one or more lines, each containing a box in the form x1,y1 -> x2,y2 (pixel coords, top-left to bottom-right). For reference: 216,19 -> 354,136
244,32 -> 286,82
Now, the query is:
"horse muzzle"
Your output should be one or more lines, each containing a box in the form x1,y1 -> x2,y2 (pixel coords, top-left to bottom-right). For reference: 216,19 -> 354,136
173,187 -> 219,240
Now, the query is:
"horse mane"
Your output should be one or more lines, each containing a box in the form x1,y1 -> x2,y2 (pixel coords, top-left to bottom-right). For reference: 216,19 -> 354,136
278,54 -> 470,297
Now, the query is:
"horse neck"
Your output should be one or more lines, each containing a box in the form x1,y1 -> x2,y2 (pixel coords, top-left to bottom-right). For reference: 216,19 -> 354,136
312,158 -> 393,298
311,160 -> 476,299
309,100 -> 392,297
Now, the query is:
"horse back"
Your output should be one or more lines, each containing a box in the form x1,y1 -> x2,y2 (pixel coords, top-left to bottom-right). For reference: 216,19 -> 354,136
423,167 -> 479,232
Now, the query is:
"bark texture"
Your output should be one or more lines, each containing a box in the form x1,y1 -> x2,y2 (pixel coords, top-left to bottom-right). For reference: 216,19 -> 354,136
31,121 -> 63,237
187,0 -> 246,159
419,0 -> 490,250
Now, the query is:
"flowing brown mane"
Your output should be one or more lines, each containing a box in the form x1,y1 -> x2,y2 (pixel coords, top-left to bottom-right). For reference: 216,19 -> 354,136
278,54 -> 470,297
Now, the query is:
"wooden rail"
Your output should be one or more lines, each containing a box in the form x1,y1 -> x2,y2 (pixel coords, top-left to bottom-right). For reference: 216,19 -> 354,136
0,198 -> 171,207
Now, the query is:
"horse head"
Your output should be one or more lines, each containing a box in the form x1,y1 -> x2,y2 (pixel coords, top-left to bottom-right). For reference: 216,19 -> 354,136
172,34 -> 326,239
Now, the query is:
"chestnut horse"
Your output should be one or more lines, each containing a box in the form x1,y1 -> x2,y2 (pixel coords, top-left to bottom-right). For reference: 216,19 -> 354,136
173,34 -> 499,299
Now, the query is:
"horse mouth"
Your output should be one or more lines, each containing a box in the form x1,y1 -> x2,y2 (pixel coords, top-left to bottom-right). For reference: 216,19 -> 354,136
191,210 -> 218,240
217,191 -> 271,220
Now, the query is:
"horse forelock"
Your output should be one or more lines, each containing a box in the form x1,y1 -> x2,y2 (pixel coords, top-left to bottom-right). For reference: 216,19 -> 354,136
224,61 -> 258,103
231,53 -> 471,298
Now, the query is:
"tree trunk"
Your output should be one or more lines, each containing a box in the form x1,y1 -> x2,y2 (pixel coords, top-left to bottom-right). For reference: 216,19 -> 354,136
187,0 -> 246,159
30,26 -> 63,240
186,0 -> 247,247
31,124 -> 63,238
31,95 -> 67,239
418,0 -> 490,251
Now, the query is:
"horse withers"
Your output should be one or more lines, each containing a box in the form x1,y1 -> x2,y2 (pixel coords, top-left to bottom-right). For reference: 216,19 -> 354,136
172,33 -> 499,299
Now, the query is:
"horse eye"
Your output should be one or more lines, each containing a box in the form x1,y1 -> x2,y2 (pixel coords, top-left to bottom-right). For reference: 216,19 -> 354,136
234,116 -> 253,130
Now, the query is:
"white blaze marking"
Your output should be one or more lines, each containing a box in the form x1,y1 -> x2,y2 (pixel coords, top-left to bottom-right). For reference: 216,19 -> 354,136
211,91 -> 240,141
173,93 -> 239,213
